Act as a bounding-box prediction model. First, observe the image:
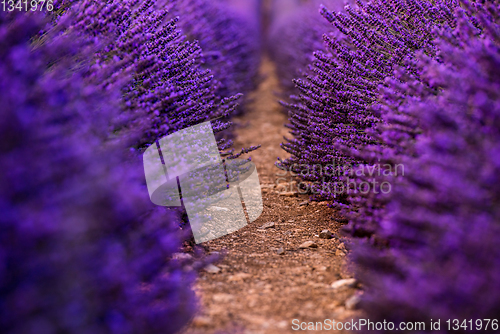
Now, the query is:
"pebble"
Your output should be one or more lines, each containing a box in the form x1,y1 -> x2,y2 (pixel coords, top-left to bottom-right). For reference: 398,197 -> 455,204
211,206 -> 229,211
335,249 -> 346,257
319,229 -> 332,239
212,293 -> 234,303
288,219 -> 295,223
259,221 -> 275,229
345,294 -> 361,310
277,247 -> 285,255
203,264 -> 221,274
279,191 -> 298,197
331,278 -> 357,290
318,201 -> 329,205
299,241 -> 318,249
228,273 -> 252,282
337,243 -> 346,250
192,316 -> 212,327
172,253 -> 193,260
277,320 -> 288,329
299,201 -> 309,206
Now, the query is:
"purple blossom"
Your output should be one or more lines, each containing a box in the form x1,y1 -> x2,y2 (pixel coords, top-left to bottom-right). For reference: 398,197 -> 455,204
0,0 -> 257,331
354,3 -> 500,326
268,0 -> 343,97
170,0 -> 261,111
275,0 -> 500,327
277,0 -> 457,202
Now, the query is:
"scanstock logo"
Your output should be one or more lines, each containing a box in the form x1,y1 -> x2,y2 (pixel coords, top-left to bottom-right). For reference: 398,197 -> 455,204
143,121 -> 263,243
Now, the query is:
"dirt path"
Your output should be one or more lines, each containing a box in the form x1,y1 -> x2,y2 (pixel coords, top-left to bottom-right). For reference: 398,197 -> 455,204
183,58 -> 362,334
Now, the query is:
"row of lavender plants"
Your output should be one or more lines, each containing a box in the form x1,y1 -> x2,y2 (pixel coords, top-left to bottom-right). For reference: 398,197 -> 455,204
268,0 -> 343,98
276,0 -> 500,330
0,0 -> 260,333
171,0 -> 261,109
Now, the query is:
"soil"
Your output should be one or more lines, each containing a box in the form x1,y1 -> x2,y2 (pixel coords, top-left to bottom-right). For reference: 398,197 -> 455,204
182,58 -> 362,334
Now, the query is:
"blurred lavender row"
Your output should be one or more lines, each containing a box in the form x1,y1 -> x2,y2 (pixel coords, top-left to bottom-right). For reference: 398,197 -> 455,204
274,0 -> 500,329
353,2 -> 500,328
171,0 -> 261,112
0,0 -> 261,332
268,0 -> 343,98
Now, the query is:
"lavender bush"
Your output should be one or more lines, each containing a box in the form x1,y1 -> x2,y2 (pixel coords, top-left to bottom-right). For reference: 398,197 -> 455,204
170,0 -> 261,109
354,2 -> 500,328
275,0 -> 500,327
268,0 -> 343,97
61,0 -> 259,198
0,0 -> 259,331
0,9 -> 198,334
277,0 -> 457,201
56,0 -> 242,149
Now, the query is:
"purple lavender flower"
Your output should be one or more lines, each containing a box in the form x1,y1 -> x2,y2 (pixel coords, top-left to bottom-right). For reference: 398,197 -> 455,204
277,0 -> 457,203
170,0 -> 261,111
268,0 -> 343,97
348,2 -> 500,329
274,0 -> 500,326
0,2 -> 250,331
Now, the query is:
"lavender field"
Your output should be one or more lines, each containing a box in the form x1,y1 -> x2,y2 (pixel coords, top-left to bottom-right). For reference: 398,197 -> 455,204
1,0 -> 499,333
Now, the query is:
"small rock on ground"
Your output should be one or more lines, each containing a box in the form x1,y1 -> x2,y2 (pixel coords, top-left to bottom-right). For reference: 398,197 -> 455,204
172,253 -> 193,260
279,191 -> 298,197
319,229 -> 332,239
277,247 -> 285,255
335,249 -> 346,256
192,316 -> 212,327
331,278 -> 357,290
299,241 -> 318,249
211,206 -> 229,212
299,201 -> 309,206
228,273 -> 252,282
212,293 -> 234,303
259,221 -> 275,229
345,294 -> 361,310
203,264 -> 221,274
